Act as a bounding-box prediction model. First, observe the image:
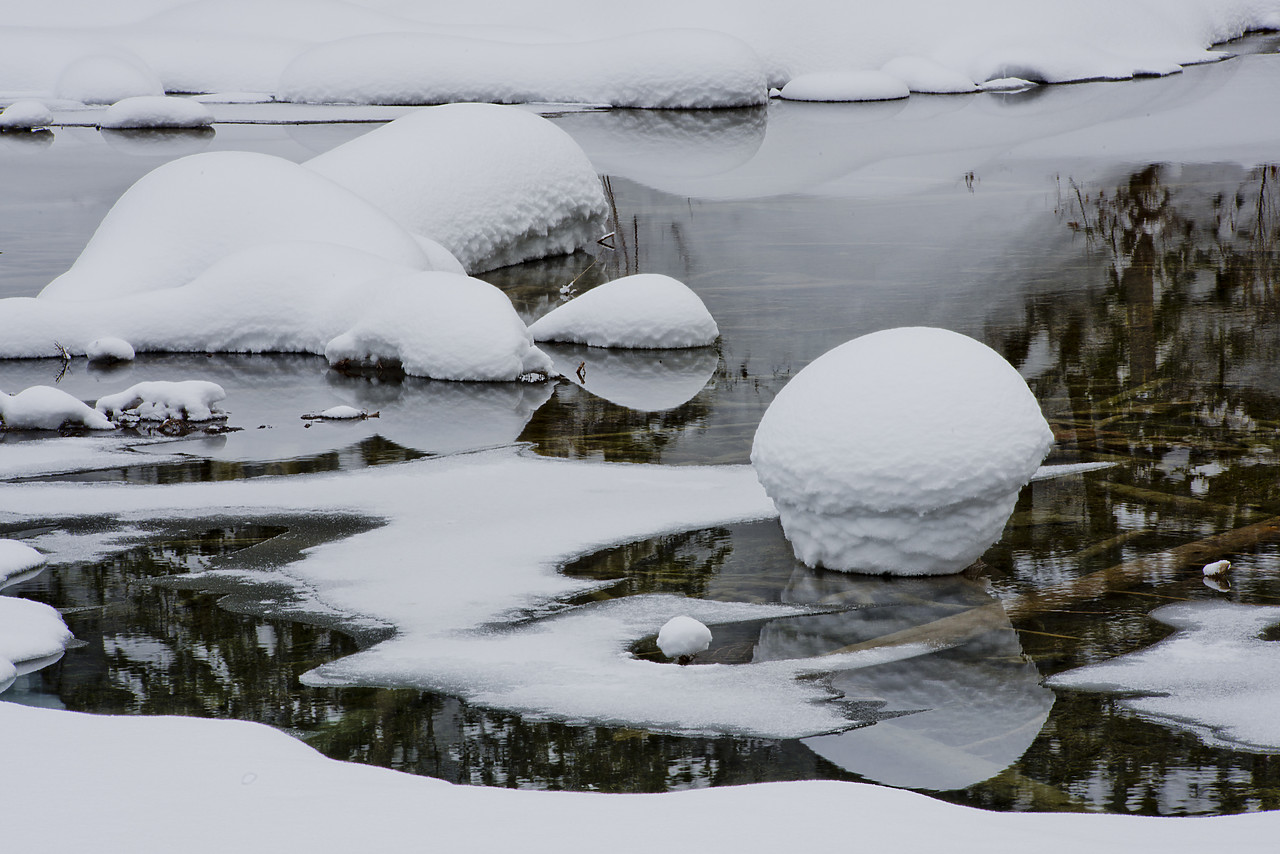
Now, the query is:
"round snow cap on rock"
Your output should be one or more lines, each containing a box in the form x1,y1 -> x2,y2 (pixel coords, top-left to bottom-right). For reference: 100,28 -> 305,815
0,100 -> 53,131
657,616 -> 712,660
778,71 -> 910,102
86,337 -> 135,364
528,274 -> 718,349
99,96 -> 214,130
751,327 -> 1053,575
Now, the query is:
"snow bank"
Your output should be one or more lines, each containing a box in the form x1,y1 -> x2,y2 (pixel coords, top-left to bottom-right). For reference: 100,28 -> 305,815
53,52 -> 164,104
98,94 -> 214,128
0,100 -> 53,130
305,104 -> 607,273
96,380 -> 226,422
280,29 -> 769,109
323,271 -> 554,382
779,71 -> 910,102
1049,601 -> 1280,751
751,328 -> 1053,574
528,274 -> 720,349
38,150 -> 428,301
0,386 -> 115,431
0,597 -> 73,693
0,540 -> 46,590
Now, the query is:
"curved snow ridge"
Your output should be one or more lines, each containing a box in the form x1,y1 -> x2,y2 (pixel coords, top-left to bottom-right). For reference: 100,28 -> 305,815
0,596 -> 73,693
279,29 -> 769,109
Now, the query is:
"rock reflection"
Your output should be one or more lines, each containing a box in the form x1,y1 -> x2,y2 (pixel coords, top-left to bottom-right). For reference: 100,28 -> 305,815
540,342 -> 718,412
99,126 -> 216,156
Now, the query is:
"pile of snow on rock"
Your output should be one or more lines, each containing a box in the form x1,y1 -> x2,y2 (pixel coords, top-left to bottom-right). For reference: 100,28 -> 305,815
751,327 -> 1053,575
529,274 -> 719,349
98,95 -> 214,129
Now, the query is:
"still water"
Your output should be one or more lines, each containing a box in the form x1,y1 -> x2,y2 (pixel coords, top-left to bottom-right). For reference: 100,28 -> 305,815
5,47 -> 1280,814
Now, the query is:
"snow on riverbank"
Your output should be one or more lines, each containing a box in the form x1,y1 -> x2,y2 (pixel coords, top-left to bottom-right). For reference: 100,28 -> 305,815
2,699 -> 1277,854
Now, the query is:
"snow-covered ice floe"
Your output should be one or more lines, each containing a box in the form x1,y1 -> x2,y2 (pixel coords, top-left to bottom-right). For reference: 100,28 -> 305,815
529,274 -> 720,349
0,539 -> 46,590
0,596 -> 72,693
98,94 -> 214,129
1048,601 -> 1280,752
751,327 -> 1053,575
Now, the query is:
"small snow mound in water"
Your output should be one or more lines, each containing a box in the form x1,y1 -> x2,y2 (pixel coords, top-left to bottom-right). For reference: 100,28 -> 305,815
656,616 -> 713,660
0,597 -> 73,694
86,337 -> 135,363
778,71 -> 910,102
99,96 -> 214,129
0,386 -> 115,431
0,540 -> 46,589
979,77 -> 1038,92
315,405 -> 367,420
0,100 -> 53,130
54,54 -> 163,105
751,327 -> 1053,575
528,274 -> 719,349
880,57 -> 977,94
324,271 -> 553,382
95,380 -> 226,422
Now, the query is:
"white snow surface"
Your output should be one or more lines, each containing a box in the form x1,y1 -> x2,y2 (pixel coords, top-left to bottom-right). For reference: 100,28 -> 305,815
98,94 -> 214,128
86,336 -> 135,363
0,386 -> 115,431
1048,601 -> 1280,752
657,615 -> 713,658
528,274 -> 720,349
0,539 -> 45,589
279,29 -> 769,109
0,99 -> 53,130
305,104 -> 608,273
0,597 -> 72,693
3,701 -> 1278,854
751,328 -> 1054,574
779,71 -> 911,102
95,379 -> 226,422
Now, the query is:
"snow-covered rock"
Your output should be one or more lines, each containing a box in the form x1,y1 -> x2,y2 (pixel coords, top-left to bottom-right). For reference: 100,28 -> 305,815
54,53 -> 164,104
95,380 -> 226,422
305,104 -> 607,273
779,71 -> 911,102
0,386 -> 115,431
324,271 -> 553,382
38,150 -> 429,301
656,615 -> 713,660
86,337 -> 135,363
0,540 -> 46,590
751,327 -> 1053,575
880,57 -> 978,94
0,597 -> 74,693
0,100 -> 53,130
279,29 -> 768,109
314,405 -> 368,420
99,95 -> 214,129
528,274 -> 719,349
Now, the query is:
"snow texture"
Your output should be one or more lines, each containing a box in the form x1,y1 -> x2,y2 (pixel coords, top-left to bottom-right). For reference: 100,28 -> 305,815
323,271 -> 554,382
0,386 -> 115,431
751,328 -> 1054,575
0,100 -> 52,130
1048,601 -> 1280,752
305,104 -> 608,273
657,615 -> 713,659
86,336 -> 135,363
779,71 -> 910,102
279,29 -> 769,109
528,275 -> 720,349
0,539 -> 46,590
95,380 -> 226,422
98,94 -> 214,128
0,597 -> 73,693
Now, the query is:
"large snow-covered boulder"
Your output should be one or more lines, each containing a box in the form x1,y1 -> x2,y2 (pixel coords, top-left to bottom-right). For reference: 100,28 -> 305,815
751,327 -> 1053,575
324,271 -> 554,382
99,95 -> 214,129
0,386 -> 115,431
0,597 -> 74,694
528,274 -> 719,349
305,104 -> 607,273
38,150 -> 429,301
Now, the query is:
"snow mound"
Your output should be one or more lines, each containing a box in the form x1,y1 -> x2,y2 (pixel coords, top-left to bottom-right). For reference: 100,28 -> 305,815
0,386 -> 115,431
751,327 -> 1053,575
1048,601 -> 1280,751
305,104 -> 607,273
279,29 -> 768,110
96,380 -> 226,422
528,274 -> 719,349
880,57 -> 977,94
0,100 -> 53,130
324,271 -> 554,382
54,53 -> 164,105
0,540 -> 46,590
38,150 -> 428,301
86,337 -> 135,363
779,71 -> 910,102
0,597 -> 74,694
99,95 -> 214,129
657,615 -> 713,659
315,405 -> 368,420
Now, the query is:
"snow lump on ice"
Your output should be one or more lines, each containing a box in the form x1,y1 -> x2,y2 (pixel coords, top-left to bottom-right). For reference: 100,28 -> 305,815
529,274 -> 719,349
0,597 -> 73,693
98,95 -> 215,129
751,327 -> 1053,575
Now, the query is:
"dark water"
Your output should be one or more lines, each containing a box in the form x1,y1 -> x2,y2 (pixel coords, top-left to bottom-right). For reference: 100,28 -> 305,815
6,51 -> 1280,814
